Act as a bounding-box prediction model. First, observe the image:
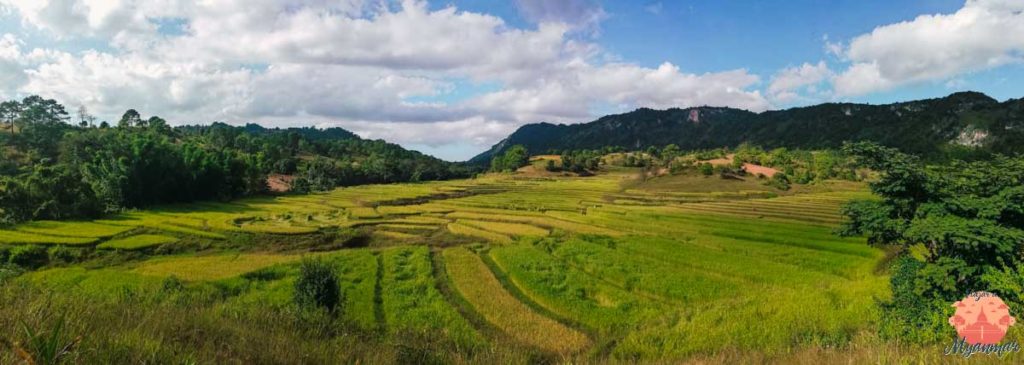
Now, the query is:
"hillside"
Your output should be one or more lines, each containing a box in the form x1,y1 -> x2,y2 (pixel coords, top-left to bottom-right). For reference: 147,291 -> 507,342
0,95 -> 471,224
471,91 -> 1024,163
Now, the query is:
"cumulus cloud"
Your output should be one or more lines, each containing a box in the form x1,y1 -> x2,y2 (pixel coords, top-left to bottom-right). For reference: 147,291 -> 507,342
833,0 -> 1024,96
768,61 -> 832,103
513,0 -> 607,34
0,0 -> 771,159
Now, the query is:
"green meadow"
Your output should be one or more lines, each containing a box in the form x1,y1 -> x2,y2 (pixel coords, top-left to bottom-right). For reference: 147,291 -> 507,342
0,169 -> 998,364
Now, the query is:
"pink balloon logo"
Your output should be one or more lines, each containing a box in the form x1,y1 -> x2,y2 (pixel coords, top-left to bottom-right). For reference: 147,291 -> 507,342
949,292 -> 1016,345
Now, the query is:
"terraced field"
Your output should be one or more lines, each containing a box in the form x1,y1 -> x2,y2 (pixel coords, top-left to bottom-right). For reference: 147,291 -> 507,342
1,170 -> 897,363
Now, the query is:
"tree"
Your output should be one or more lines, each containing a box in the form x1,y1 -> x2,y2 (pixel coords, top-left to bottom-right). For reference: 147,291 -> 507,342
838,141 -> 1024,339
146,116 -> 169,134
661,144 -> 680,167
77,105 -> 96,128
698,162 -> 714,176
491,145 -> 529,172
118,109 -> 142,128
292,157 -> 340,193
0,100 -> 21,134
20,95 -> 68,125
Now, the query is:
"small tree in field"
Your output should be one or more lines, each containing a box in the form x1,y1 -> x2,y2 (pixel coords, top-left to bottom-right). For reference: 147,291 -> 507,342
294,259 -> 341,312
490,145 -> 529,172
698,162 -> 714,176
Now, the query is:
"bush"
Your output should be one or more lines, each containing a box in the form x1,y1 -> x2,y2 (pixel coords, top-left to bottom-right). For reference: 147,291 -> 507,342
0,264 -> 24,283
0,245 -> 10,262
161,275 -> 185,292
879,255 -> 950,342
544,160 -> 558,172
8,245 -> 48,268
698,162 -> 714,176
48,245 -> 81,264
294,258 -> 341,312
766,172 -> 791,191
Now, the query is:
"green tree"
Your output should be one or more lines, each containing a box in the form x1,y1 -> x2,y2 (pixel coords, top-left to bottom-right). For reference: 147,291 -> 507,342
661,144 -> 680,167
696,162 -> 712,176
491,145 -> 529,172
0,100 -> 21,135
838,141 -> 1024,339
118,109 -> 142,128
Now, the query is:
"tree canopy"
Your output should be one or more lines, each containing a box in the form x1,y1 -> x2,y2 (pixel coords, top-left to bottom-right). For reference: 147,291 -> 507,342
838,141 -> 1024,341
0,95 -> 472,224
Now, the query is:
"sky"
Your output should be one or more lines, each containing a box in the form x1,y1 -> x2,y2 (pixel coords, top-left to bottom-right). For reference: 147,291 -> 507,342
1,0 -> 1022,161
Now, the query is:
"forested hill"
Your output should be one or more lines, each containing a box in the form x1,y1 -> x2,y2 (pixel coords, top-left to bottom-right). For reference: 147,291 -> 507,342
0,96 -> 470,224
471,91 -> 1024,163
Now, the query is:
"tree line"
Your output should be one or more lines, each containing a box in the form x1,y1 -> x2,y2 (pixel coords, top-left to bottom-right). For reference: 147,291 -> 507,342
0,96 -> 471,224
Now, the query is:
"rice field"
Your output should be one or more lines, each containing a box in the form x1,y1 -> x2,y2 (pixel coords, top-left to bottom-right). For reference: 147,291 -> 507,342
97,234 -> 179,250
1,167 -> 919,363
443,247 -> 590,353
131,253 -> 304,281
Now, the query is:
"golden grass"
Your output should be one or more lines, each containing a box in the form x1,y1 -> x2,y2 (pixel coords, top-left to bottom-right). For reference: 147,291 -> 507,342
0,230 -> 98,245
395,215 -> 451,225
347,207 -> 381,219
375,231 -> 419,240
131,253 -> 303,281
446,223 -> 512,243
97,234 -> 179,250
238,222 -> 320,235
443,247 -> 589,353
458,220 -> 549,237
447,211 -> 621,236
375,205 -> 424,215
15,221 -> 133,238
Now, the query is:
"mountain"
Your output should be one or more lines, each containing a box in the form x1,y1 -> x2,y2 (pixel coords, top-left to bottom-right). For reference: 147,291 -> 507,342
470,91 -> 1024,163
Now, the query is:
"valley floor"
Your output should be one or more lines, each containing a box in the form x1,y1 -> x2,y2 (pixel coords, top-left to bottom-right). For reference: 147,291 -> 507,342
0,170 -> 1012,363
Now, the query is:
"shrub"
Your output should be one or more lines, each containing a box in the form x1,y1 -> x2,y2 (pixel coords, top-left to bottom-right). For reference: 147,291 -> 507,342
878,255 -> 949,342
47,245 -> 80,264
294,258 -> 341,312
0,264 -> 24,283
766,172 -> 791,191
698,162 -> 714,176
544,160 -> 558,172
8,245 -> 48,268
0,245 -> 10,262
161,276 -> 185,292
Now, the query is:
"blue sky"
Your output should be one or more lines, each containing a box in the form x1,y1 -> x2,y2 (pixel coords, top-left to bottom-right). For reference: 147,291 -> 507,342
1,0 -> 1022,160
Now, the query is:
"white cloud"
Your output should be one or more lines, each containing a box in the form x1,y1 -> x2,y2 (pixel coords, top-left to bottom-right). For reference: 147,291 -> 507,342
513,0 -> 607,34
576,62 -> 769,111
767,61 -> 832,103
833,0 -> 1024,96
19,50 -> 253,122
1,0 -> 772,159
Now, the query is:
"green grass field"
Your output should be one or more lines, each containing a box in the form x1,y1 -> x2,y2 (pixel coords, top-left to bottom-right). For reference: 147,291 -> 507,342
1,167 -> 979,364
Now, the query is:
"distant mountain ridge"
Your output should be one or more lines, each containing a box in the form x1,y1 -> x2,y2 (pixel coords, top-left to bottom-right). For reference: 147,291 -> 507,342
470,91 -> 1024,163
